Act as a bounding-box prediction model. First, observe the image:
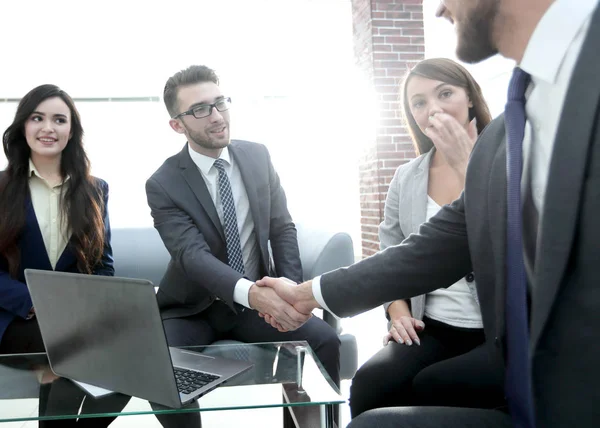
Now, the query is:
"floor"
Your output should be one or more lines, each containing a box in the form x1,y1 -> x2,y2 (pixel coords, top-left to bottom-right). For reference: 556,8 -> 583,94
0,307 -> 385,428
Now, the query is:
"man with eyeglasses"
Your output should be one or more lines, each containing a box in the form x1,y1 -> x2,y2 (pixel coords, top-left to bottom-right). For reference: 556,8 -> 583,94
145,65 -> 340,394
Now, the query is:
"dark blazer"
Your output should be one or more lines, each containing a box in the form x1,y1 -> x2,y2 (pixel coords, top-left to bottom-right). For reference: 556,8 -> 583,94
0,176 -> 113,343
145,140 -> 302,320
320,6 -> 600,426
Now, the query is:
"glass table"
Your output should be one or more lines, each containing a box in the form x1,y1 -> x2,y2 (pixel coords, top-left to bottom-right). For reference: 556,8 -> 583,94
0,341 -> 343,427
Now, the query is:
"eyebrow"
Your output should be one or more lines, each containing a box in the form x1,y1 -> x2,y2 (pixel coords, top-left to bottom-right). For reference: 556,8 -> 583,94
410,83 -> 450,101
186,96 -> 225,111
188,95 -> 225,110
31,111 -> 68,118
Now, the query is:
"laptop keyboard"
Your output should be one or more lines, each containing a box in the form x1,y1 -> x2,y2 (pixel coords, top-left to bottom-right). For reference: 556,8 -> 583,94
173,367 -> 221,395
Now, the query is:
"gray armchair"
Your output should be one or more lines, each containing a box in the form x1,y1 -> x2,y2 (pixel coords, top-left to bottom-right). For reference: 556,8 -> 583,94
111,225 -> 358,380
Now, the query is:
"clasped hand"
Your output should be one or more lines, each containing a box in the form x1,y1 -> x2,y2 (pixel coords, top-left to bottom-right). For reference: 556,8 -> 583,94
251,276 -> 319,332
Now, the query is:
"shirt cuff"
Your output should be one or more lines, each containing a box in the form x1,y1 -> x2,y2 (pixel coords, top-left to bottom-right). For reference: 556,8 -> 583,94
312,275 -> 340,319
233,278 -> 254,309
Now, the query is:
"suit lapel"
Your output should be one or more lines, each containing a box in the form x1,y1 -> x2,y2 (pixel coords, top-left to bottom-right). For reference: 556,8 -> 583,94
178,145 -> 225,242
488,133 -> 508,343
55,244 -> 76,271
531,9 -> 600,349
24,200 -> 53,270
229,143 -> 263,241
410,152 -> 430,234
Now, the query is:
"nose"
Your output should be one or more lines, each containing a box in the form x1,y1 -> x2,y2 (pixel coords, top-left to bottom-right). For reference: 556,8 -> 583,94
208,106 -> 223,122
428,102 -> 444,118
41,118 -> 55,133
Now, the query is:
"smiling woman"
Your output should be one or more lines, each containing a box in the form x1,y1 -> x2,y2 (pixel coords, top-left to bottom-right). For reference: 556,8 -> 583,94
0,84 -> 131,425
24,97 -> 72,172
0,84 -> 112,350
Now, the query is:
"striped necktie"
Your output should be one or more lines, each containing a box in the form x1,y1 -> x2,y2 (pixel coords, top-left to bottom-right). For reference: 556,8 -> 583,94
213,158 -> 245,274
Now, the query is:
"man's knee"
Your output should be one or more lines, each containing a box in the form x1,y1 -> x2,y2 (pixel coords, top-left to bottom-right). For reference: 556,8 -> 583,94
321,323 -> 341,352
303,318 -> 340,352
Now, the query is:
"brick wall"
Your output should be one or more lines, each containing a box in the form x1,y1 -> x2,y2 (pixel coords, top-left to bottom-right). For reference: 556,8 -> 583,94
352,0 -> 425,258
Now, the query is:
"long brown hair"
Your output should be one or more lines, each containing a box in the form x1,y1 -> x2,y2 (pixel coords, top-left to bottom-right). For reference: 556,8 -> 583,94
0,84 -> 105,277
401,58 -> 492,155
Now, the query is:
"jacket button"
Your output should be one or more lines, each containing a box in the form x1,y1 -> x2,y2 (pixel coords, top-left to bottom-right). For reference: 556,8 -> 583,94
466,273 -> 475,283
494,336 -> 500,346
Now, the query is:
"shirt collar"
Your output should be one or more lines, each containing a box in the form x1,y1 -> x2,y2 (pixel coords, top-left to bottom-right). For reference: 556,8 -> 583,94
187,144 -> 232,176
29,159 -> 41,178
28,159 -> 68,187
520,0 -> 598,84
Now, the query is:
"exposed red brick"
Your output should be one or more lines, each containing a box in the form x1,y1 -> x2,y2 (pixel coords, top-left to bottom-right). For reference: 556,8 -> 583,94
384,36 -> 412,44
401,28 -> 425,36
384,11 -> 411,19
353,0 -> 423,257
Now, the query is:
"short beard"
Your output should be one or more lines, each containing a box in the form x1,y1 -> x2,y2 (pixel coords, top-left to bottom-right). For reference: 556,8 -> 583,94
185,122 -> 230,151
456,1 -> 499,63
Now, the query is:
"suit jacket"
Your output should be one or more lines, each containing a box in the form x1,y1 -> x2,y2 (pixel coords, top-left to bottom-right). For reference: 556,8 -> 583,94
321,6 -> 600,426
145,140 -> 302,319
379,148 -> 479,321
0,176 -> 113,343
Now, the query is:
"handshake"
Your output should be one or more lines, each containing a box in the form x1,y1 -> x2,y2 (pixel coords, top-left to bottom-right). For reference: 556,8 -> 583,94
248,277 -> 320,332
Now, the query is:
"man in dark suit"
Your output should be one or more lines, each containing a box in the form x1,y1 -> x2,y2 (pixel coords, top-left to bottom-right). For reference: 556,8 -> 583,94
259,0 -> 600,427
145,65 -> 340,387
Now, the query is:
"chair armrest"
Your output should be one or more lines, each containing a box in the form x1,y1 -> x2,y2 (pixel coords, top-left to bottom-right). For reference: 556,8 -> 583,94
295,224 -> 355,333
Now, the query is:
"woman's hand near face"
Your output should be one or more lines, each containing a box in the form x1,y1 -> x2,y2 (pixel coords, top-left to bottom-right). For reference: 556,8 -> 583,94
425,112 -> 477,180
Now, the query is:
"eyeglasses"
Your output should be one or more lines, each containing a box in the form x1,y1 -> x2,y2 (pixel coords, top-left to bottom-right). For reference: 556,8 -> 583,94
174,97 -> 232,119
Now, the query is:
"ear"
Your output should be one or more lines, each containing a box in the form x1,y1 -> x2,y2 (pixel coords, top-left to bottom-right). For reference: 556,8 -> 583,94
169,118 -> 186,134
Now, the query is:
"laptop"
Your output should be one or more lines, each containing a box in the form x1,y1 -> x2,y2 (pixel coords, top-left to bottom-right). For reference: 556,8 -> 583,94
24,269 -> 254,408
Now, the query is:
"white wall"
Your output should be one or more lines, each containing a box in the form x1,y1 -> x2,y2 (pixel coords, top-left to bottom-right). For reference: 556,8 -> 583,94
1,0 -> 516,256
0,0 -> 366,252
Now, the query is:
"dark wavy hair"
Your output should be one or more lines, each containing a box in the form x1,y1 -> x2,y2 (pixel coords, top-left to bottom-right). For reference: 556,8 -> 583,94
401,58 -> 492,155
0,84 -> 105,277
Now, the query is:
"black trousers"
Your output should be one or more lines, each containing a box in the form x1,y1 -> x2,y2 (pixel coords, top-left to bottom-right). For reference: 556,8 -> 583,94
0,318 -> 193,428
0,316 -> 45,354
0,317 -> 132,427
38,378 -> 131,428
158,302 -> 340,427
162,300 -> 341,386
347,406 -> 513,428
350,316 -> 505,418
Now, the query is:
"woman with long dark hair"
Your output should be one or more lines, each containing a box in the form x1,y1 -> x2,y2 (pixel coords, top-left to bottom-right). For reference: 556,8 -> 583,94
350,58 -> 505,418
0,84 -> 131,427
0,84 -> 111,354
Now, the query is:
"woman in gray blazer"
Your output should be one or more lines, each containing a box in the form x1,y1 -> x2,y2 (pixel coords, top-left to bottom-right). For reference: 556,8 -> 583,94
350,58 -> 505,418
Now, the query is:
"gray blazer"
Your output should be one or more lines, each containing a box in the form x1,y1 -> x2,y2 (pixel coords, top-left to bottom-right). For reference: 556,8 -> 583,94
380,149 -> 479,321
146,140 -> 302,320
320,6 -> 600,424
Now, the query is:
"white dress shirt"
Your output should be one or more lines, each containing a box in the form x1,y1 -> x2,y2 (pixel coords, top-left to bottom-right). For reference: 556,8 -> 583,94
520,0 -> 599,216
423,197 -> 483,328
314,0 -> 599,316
188,145 -> 260,309
29,160 -> 69,269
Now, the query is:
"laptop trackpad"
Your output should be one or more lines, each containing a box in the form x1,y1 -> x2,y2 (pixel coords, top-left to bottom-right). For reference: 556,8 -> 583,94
169,347 -> 222,372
